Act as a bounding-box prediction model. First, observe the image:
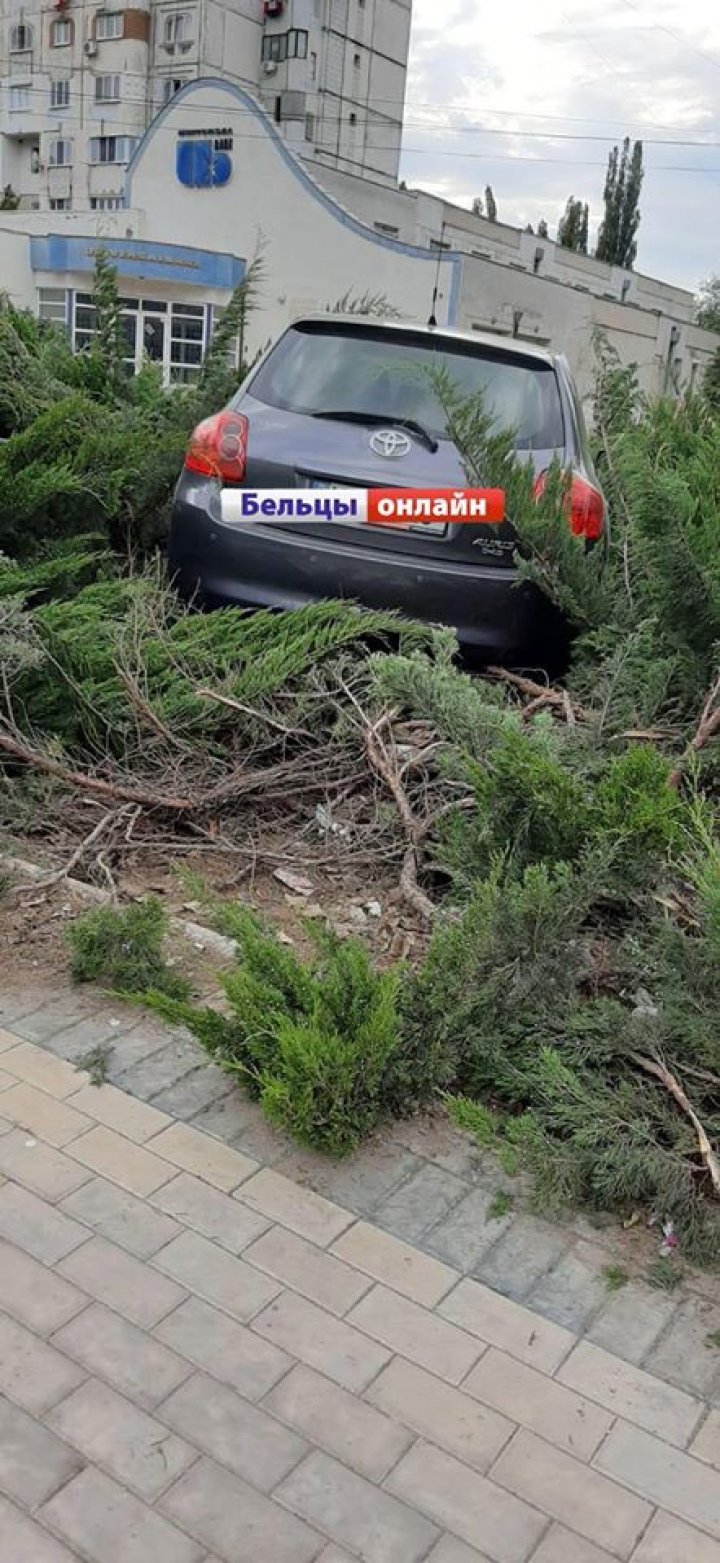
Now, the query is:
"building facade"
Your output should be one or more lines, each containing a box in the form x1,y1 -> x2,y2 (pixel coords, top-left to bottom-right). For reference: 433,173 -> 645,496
1,80 -> 717,403
0,0 -> 409,212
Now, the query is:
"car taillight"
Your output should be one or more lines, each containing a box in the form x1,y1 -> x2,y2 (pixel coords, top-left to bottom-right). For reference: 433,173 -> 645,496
533,470 -> 605,541
184,411 -> 248,483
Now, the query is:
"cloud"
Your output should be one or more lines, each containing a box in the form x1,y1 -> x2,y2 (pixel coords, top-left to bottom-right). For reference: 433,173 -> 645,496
400,0 -> 720,289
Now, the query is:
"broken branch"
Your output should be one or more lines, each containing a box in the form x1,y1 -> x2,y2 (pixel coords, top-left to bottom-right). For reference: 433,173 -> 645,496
668,672 -> 720,789
633,1052 -> 720,1197
486,666 -> 593,723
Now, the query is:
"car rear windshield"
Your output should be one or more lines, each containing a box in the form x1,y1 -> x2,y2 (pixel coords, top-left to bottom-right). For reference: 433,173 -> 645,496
246,322 -> 564,449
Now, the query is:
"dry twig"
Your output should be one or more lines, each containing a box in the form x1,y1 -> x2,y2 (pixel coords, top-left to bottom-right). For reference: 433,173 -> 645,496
363,712 -> 436,923
668,673 -> 720,789
195,687 -> 313,740
0,730 -> 194,812
9,806 -> 121,898
633,1052 -> 720,1197
486,666 -> 592,723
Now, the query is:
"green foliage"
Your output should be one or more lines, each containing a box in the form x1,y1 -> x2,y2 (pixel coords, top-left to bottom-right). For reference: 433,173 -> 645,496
446,1096 -> 501,1146
67,898 -> 190,999
75,1042 -> 112,1086
602,1264 -> 629,1291
647,1257 -> 684,1291
696,276 -> 720,334
557,197 -> 589,254
595,137 -> 644,270
486,1190 -> 514,1221
144,909 -> 423,1156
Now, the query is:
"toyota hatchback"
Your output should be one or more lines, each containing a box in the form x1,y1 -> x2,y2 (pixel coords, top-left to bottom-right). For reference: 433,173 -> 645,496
169,316 -> 604,661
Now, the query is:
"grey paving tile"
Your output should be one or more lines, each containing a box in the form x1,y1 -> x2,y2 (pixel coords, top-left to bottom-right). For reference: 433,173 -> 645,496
274,1143 -> 423,1217
527,1242 -> 609,1333
0,1237 -> 87,1334
40,1014 -> 140,1064
103,1021 -> 180,1078
264,1363 -> 413,1481
187,1092 -> 258,1142
61,1176 -> 182,1258
154,1295 -> 291,1401
58,1235 -> 187,1328
0,1393 -> 83,1507
0,1182 -> 88,1263
53,1302 -> 192,1409
11,994 -> 107,1045
0,992 -> 45,1026
374,1164 -> 471,1243
588,1283 -> 679,1366
425,1187 -> 513,1272
277,1450 -> 439,1563
0,1494 -> 78,1562
113,1037 -> 205,1101
149,1067 -> 233,1119
645,1296 -> 720,1400
0,1128 -> 90,1201
150,1171 -> 268,1254
40,1467 -> 204,1563
0,1311 -> 85,1414
47,1377 -> 196,1501
159,1455 -> 322,1563
152,1229 -> 280,1320
472,1215 -> 570,1301
158,1370 -> 307,1490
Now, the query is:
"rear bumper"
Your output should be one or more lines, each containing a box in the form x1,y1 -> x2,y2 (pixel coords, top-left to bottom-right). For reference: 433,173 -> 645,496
168,495 -> 567,660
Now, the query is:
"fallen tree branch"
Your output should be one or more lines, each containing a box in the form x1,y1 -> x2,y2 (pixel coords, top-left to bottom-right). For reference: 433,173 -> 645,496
10,806 -> 121,898
668,672 -> 720,789
633,1052 -> 720,1197
363,712 -> 436,922
0,730 -> 194,812
486,667 -> 593,723
195,688 -> 313,740
116,668 -> 184,748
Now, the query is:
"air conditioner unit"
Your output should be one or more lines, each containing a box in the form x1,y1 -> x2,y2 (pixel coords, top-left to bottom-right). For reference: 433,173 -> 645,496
84,38 -> 98,55
263,59 -> 277,73
162,39 -> 176,51
178,39 -> 192,51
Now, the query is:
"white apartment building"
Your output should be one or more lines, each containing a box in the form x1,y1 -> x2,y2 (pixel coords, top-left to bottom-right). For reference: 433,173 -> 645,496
0,0 -> 409,211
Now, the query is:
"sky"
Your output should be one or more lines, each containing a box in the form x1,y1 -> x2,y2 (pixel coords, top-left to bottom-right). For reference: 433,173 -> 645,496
399,0 -> 720,291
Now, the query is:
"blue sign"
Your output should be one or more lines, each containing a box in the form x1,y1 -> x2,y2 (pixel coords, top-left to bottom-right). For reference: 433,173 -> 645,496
176,139 -> 232,189
30,234 -> 244,290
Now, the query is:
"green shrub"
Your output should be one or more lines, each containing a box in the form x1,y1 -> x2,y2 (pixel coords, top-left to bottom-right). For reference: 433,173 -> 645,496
143,908 -> 447,1156
67,898 -> 190,999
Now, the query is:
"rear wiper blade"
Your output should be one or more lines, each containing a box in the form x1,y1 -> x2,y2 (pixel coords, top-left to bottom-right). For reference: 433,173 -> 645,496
311,409 -> 439,453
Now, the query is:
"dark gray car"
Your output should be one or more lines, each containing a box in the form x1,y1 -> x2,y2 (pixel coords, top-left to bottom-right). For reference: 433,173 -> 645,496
169,316 -> 604,661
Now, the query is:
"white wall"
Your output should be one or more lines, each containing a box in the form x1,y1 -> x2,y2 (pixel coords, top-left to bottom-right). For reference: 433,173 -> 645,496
124,79 -> 458,350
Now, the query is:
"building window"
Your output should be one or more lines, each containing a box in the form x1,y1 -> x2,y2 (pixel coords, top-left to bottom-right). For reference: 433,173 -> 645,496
38,287 -> 67,326
90,134 -> 139,162
310,49 -> 316,80
50,79 -> 71,109
95,11 -> 123,39
10,22 -> 34,50
374,221 -> 399,236
49,138 -> 73,166
349,111 -> 357,125
50,18 -> 72,46
169,301 -> 204,383
353,51 -> 360,65
305,110 -> 315,141
261,29 -> 307,61
287,28 -> 307,57
90,195 -> 123,209
49,196 -> 72,210
95,74 -> 121,101
9,84 -> 30,111
162,75 -> 187,102
163,11 -> 193,47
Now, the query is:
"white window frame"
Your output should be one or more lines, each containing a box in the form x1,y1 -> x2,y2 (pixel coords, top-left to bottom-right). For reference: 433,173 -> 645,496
89,133 -> 138,163
9,84 -> 30,111
50,18 -> 72,46
48,137 -> 73,166
95,11 -> 124,39
49,196 -> 72,210
50,78 -> 71,109
90,195 -> 123,210
162,75 -> 187,102
94,73 -> 121,102
163,11 -> 192,46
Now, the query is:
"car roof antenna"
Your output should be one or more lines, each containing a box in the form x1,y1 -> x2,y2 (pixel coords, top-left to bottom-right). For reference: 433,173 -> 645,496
427,220 -> 446,327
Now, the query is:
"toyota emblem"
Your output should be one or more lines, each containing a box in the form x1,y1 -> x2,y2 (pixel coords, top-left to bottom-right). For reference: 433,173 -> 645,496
369,428 -> 412,459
